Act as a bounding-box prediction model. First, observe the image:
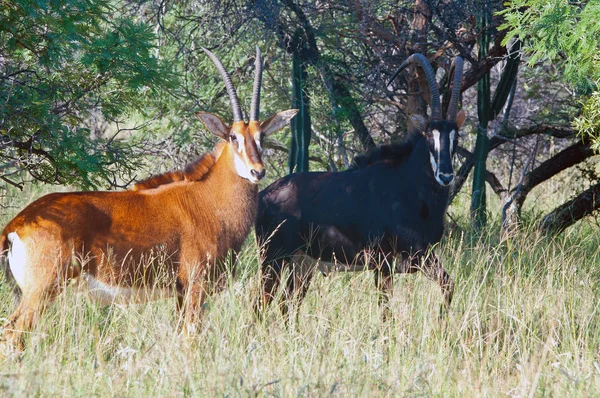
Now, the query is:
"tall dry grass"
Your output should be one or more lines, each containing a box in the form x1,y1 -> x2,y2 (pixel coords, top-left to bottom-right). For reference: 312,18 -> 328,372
0,185 -> 599,396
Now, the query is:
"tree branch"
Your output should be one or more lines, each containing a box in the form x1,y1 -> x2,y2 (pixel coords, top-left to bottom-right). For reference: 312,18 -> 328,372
491,123 -> 577,148
264,140 -> 328,168
1,176 -> 24,190
452,145 -> 506,199
539,182 -> 600,235
514,140 -> 595,209
486,170 -> 507,198
331,79 -> 376,151
451,123 -> 579,202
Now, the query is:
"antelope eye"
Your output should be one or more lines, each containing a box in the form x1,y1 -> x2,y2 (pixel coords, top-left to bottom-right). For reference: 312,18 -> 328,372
229,134 -> 237,142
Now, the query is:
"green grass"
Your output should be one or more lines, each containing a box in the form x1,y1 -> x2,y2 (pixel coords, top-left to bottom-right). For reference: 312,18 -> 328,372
1,187 -> 600,396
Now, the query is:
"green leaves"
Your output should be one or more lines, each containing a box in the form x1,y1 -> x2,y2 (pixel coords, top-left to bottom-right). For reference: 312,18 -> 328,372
0,0 -> 177,188
501,0 -> 600,147
501,0 -> 600,89
573,91 -> 600,151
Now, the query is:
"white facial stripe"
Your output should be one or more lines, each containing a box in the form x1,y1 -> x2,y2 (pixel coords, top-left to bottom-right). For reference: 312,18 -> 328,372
236,134 -> 245,154
254,132 -> 262,152
231,132 -> 261,183
432,129 -> 441,154
233,150 -> 253,181
449,130 -> 456,154
429,152 -> 438,174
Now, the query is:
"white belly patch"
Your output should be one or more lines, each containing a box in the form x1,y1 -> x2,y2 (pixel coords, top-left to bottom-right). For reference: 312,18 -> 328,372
80,274 -> 173,305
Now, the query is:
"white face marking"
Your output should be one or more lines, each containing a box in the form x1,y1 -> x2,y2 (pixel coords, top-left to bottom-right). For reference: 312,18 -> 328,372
254,132 -> 262,153
430,130 -> 442,183
230,132 -> 256,182
430,152 -> 447,185
432,129 -> 441,153
233,150 -> 253,181
231,131 -> 263,183
429,152 -> 438,174
449,130 -> 456,154
236,133 -> 245,154
81,273 -> 172,305
6,232 -> 27,289
438,172 -> 454,185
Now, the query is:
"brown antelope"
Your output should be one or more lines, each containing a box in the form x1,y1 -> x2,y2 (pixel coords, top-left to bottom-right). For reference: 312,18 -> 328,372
0,47 -> 298,352
255,54 -> 465,321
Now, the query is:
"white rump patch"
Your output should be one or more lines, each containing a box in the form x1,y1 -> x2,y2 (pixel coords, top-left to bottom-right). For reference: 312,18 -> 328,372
7,232 -> 27,289
80,273 -> 172,305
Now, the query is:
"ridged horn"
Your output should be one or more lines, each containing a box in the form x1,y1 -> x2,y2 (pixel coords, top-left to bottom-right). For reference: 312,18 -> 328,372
202,47 -> 243,123
446,57 -> 464,122
387,53 -> 442,121
250,46 -> 263,122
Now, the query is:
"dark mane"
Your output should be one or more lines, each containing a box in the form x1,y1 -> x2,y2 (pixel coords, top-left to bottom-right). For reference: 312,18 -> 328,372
133,141 -> 227,191
348,131 -> 422,171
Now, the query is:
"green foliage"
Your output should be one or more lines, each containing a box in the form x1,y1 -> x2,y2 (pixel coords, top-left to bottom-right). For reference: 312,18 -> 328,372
501,0 -> 600,89
0,0 -> 176,188
501,0 -> 600,146
573,90 -> 600,151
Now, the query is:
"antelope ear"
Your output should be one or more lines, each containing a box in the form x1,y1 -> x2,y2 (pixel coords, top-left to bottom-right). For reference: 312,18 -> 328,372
455,109 -> 466,129
196,112 -> 229,140
409,114 -> 428,134
261,109 -> 299,136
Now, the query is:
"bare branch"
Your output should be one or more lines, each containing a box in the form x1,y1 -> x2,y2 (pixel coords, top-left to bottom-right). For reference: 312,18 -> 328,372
539,182 -> 600,235
1,176 -> 23,191
513,140 -> 595,209
263,140 -> 328,168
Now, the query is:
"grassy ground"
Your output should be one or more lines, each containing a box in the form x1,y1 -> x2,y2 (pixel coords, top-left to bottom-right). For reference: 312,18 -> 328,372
0,187 -> 599,396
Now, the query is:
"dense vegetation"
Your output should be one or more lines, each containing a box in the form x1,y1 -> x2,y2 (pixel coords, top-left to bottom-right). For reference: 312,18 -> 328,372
1,0 -> 599,395
2,0 -> 599,232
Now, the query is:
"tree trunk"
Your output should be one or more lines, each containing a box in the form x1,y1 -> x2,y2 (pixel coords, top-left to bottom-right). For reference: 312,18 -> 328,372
331,80 -> 375,151
289,34 -> 312,173
471,31 -> 520,231
471,9 -> 491,230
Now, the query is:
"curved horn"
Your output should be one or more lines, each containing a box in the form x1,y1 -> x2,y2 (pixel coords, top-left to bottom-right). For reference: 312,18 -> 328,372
446,57 -> 464,122
202,47 -> 244,123
387,53 -> 442,121
249,46 -> 263,122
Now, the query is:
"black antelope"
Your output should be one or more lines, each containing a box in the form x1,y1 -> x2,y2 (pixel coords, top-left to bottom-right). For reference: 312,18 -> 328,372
0,47 -> 297,352
255,54 -> 465,320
